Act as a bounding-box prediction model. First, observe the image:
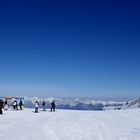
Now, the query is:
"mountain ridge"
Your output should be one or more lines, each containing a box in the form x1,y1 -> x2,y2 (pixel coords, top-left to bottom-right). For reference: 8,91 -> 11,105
24,97 -> 124,110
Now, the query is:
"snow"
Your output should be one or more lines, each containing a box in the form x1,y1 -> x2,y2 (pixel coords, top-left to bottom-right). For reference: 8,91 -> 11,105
121,98 -> 140,109
0,109 -> 140,140
24,97 -> 124,110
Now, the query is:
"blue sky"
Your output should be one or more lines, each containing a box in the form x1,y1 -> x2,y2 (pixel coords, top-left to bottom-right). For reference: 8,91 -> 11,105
0,0 -> 140,99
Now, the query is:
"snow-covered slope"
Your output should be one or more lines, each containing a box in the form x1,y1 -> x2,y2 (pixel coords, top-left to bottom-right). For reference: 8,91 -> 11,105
24,97 -> 124,110
121,98 -> 140,109
0,109 -> 140,140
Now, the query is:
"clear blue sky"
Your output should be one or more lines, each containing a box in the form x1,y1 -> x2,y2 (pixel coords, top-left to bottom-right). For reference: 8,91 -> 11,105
0,0 -> 140,99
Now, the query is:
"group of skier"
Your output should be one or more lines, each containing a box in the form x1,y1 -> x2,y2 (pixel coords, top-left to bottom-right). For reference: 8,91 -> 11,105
35,100 -> 55,113
0,98 -> 24,115
0,98 -> 56,115
0,98 -> 10,114
13,99 -> 23,110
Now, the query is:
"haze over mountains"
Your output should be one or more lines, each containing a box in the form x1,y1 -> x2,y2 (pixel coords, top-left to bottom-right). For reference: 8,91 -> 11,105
22,97 -> 140,110
20,97 -> 134,110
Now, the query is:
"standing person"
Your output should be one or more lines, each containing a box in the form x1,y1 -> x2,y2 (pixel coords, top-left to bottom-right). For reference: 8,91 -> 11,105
35,101 -> 39,113
13,100 -> 17,110
5,99 -> 7,105
51,100 -> 55,112
4,99 -> 8,110
19,99 -> 23,110
42,100 -> 46,111
15,100 -> 18,110
0,99 -> 4,115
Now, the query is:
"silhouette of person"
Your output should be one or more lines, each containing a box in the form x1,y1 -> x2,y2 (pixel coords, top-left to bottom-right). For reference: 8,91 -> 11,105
35,101 -> 39,113
51,100 -> 55,112
42,100 -> 46,111
0,99 -> 4,115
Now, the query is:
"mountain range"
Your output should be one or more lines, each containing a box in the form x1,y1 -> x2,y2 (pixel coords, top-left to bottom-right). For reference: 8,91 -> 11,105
24,97 -> 124,110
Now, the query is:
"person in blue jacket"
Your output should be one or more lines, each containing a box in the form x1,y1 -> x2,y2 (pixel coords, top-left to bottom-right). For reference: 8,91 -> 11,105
51,100 -> 55,112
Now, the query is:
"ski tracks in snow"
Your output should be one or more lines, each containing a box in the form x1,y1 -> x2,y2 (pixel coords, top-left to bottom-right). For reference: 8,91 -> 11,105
1,109 -> 140,140
43,110 -> 111,140
43,110 -> 140,140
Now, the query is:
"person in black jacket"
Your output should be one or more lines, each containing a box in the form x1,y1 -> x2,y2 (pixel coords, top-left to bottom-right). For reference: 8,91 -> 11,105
4,99 -> 8,110
42,100 -> 46,111
19,99 -> 23,110
13,100 -> 18,110
0,99 -> 4,115
51,100 -> 55,112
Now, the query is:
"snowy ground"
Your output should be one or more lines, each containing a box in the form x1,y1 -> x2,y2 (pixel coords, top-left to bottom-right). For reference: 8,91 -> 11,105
0,109 -> 140,140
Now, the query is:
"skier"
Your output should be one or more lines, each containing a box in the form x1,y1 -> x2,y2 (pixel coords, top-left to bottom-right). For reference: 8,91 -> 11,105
0,99 -> 4,115
4,99 -> 8,110
35,101 -> 39,113
19,99 -> 23,110
42,100 -> 46,111
51,100 -> 55,112
13,100 -> 18,110
15,100 -> 18,110
13,100 -> 16,109
5,99 -> 7,105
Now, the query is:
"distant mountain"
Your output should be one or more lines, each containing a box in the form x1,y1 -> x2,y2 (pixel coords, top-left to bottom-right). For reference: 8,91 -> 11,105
120,98 -> 140,110
24,97 -> 124,110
